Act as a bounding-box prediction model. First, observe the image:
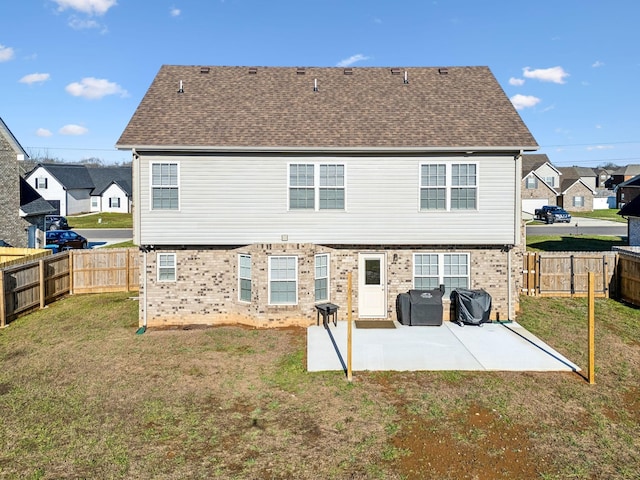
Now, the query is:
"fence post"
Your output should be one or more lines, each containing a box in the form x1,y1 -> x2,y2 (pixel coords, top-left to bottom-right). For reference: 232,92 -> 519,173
126,250 -> 131,292
39,259 -> 45,309
347,272 -> 353,383
588,272 -> 596,384
0,272 -> 5,328
68,251 -> 74,295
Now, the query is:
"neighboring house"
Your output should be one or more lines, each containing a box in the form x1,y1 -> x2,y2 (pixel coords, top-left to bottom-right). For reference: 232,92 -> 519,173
594,167 -> 613,189
556,167 -> 597,212
0,117 -> 55,248
614,174 -> 640,208
116,65 -> 538,329
618,195 -> 640,246
521,154 -> 559,213
593,188 -> 616,210
24,163 -> 132,215
607,164 -> 640,189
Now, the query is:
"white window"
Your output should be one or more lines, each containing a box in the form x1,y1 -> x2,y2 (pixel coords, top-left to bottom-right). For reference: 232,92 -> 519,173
420,163 -> 477,210
151,163 -> 179,210
269,256 -> 298,305
91,197 -> 99,208
289,163 -> 345,210
315,253 -> 329,302
413,253 -> 469,295
239,254 -> 252,302
36,177 -> 47,189
543,176 -> 555,187
109,197 -> 120,208
525,176 -> 537,189
573,196 -> 584,207
157,253 -> 176,282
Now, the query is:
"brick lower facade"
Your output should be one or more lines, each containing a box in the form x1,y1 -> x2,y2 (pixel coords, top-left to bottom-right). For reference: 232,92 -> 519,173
140,242 -> 523,328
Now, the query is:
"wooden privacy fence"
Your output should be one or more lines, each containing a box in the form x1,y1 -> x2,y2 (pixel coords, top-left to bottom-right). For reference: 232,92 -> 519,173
615,247 -> 640,306
522,252 -> 618,298
0,248 -> 139,326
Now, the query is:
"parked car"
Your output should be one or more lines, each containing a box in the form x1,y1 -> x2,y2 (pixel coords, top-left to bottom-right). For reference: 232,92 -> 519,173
534,205 -> 572,224
46,230 -> 88,250
0,240 -> 12,247
45,215 -> 69,231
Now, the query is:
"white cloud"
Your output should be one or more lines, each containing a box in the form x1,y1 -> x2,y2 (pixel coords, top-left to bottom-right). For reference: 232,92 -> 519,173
68,16 -> 101,29
509,77 -> 525,86
592,60 -> 604,68
170,8 -> 181,17
586,145 -> 614,151
523,66 -> 569,84
52,0 -> 117,16
59,124 -> 88,135
19,73 -> 51,85
65,77 -> 127,99
0,44 -> 15,62
510,94 -> 541,110
336,54 -> 370,67
36,128 -> 53,137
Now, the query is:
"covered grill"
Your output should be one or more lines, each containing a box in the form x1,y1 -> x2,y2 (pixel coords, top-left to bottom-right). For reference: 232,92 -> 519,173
396,287 -> 444,326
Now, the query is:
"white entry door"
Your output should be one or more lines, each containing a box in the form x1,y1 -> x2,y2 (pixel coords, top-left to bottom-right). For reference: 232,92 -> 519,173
358,253 -> 387,318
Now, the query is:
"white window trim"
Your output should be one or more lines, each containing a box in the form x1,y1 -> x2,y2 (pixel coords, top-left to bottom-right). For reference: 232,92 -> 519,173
419,161 -> 479,211
287,162 -> 346,211
238,254 -> 252,303
150,161 -> 181,211
525,175 -> 537,189
314,253 -> 330,303
573,196 -> 585,207
157,253 -> 177,282
413,252 -> 470,293
36,177 -> 48,189
110,197 -> 120,208
268,255 -> 298,305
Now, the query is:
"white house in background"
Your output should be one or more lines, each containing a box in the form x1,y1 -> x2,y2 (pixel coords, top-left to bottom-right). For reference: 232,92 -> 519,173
24,163 -> 132,216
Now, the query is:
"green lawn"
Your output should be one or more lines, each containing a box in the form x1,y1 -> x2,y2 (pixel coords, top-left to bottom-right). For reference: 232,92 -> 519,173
527,235 -> 627,252
0,293 -> 638,479
570,208 -> 626,223
67,212 -> 132,229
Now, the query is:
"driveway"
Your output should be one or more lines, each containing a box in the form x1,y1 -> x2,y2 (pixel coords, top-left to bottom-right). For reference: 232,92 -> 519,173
307,320 -> 580,373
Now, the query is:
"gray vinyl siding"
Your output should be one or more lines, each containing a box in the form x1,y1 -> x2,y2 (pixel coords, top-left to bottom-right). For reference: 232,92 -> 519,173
137,154 -> 519,246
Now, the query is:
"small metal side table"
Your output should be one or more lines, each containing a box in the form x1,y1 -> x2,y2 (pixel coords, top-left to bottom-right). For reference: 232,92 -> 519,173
315,303 -> 339,328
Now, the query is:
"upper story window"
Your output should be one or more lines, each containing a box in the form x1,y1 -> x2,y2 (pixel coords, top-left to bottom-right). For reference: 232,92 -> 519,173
420,162 -> 477,211
525,176 -> 538,189
157,253 -> 177,282
239,254 -> 252,302
289,163 -> 345,210
543,176 -> 555,187
151,163 -> 179,210
36,177 -> 48,189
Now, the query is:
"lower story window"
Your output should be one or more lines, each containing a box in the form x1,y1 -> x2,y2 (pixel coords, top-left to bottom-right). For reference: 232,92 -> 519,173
158,253 -> 176,282
109,197 -> 120,208
269,256 -> 298,304
315,253 -> 329,302
239,254 -> 252,302
573,196 -> 584,207
413,253 -> 469,295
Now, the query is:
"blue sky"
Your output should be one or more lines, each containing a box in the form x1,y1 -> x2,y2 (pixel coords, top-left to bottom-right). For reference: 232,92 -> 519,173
1,0 -> 639,167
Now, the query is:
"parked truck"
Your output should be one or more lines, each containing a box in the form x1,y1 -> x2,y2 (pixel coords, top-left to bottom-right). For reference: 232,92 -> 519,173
534,205 -> 572,224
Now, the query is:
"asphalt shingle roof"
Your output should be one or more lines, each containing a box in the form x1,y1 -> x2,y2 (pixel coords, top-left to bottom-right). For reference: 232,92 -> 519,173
117,65 -> 538,150
19,177 -> 55,216
86,167 -> 132,196
521,153 -> 551,176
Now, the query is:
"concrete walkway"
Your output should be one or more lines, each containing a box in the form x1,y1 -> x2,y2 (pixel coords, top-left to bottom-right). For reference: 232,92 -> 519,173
307,320 -> 580,372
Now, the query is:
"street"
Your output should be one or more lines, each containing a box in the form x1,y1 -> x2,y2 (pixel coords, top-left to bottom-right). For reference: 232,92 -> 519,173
74,228 -> 133,248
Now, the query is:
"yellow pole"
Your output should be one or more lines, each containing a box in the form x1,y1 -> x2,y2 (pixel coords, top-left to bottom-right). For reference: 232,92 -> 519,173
347,272 -> 353,382
588,271 -> 595,384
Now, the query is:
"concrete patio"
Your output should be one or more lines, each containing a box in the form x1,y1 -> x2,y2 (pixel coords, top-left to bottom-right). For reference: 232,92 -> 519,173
307,320 -> 580,373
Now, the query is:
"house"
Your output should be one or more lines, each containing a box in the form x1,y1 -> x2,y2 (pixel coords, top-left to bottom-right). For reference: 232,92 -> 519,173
24,163 -> 132,215
116,65 -> 538,329
1,117 -> 54,248
607,164 -> 640,189
614,174 -> 640,208
521,154 -> 560,214
556,167 -> 597,212
594,167 -> 613,189
618,195 -> 640,245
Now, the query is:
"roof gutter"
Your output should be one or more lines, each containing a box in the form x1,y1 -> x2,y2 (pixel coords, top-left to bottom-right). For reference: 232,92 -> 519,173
116,144 -> 540,155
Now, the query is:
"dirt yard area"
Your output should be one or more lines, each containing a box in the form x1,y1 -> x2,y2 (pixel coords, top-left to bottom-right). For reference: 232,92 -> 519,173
0,293 -> 638,479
